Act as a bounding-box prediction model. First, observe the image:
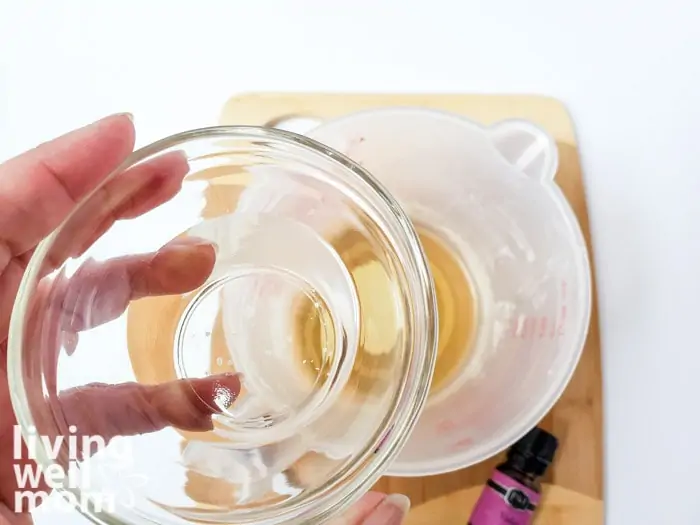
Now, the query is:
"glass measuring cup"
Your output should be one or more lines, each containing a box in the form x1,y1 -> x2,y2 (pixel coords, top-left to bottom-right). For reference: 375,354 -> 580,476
7,126 -> 438,523
306,108 -> 592,475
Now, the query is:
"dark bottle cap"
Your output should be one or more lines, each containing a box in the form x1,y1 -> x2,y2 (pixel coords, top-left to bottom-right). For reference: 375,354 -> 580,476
506,427 -> 559,477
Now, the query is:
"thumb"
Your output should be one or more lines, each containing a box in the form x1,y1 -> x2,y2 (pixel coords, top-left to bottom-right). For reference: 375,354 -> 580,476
360,494 -> 411,525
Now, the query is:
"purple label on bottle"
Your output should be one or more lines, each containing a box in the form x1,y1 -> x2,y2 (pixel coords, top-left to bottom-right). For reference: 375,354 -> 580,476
468,470 -> 540,525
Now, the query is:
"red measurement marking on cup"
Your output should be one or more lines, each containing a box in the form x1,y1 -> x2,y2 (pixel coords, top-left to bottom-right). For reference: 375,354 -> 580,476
436,419 -> 459,436
450,436 -> 475,451
557,280 -> 568,336
507,280 -> 569,341
513,316 -> 559,340
436,419 -> 475,450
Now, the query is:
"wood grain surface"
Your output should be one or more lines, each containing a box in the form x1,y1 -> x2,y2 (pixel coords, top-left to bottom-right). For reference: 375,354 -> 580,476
218,93 -> 603,524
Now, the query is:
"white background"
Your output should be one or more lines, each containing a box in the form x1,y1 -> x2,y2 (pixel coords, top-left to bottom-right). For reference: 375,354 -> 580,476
1,1 -> 699,523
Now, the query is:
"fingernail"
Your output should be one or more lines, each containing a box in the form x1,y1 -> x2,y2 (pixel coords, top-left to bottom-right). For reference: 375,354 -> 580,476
363,494 -> 410,524
85,113 -> 134,134
384,494 -> 411,516
168,236 -> 218,254
116,112 -> 134,122
63,331 -> 79,356
157,238 -> 218,263
189,373 -> 241,413
98,112 -> 132,125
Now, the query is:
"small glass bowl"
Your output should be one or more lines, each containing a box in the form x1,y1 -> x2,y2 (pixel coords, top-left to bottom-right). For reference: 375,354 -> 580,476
8,126 -> 437,524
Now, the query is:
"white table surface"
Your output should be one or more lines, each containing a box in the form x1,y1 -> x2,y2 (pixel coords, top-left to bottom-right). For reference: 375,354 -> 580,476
1,1 -> 699,523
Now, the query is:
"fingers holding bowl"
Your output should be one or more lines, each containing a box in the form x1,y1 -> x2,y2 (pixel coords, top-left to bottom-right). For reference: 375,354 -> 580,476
40,150 -> 190,272
58,373 -> 241,447
51,236 -> 217,333
29,236 -> 217,394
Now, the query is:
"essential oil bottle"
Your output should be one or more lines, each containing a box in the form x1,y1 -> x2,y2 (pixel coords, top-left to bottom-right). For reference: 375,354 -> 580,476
467,427 -> 558,525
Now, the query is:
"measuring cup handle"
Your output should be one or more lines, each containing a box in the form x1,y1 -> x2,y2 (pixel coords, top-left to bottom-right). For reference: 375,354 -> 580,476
488,119 -> 559,182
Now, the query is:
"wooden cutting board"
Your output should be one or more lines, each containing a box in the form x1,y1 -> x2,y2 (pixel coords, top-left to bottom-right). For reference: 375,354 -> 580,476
219,93 -> 604,525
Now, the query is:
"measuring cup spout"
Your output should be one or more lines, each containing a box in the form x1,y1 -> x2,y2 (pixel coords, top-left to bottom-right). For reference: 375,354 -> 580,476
489,119 -> 559,182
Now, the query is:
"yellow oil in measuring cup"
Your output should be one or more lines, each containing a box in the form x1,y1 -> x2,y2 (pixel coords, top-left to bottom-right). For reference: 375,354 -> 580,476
293,226 -> 479,397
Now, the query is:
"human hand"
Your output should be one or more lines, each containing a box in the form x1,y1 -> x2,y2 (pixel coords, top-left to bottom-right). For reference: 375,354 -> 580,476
0,114 -> 243,524
0,114 -> 409,524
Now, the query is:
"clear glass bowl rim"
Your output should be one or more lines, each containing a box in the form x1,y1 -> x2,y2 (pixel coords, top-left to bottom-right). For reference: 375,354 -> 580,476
7,125 -> 439,524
